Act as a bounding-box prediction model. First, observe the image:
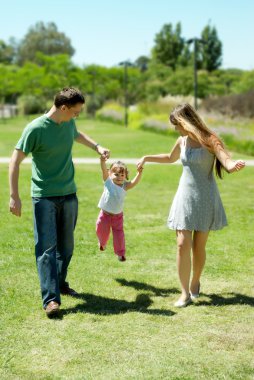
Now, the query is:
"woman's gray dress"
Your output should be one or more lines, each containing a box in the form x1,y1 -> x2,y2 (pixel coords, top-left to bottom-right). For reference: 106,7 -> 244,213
167,138 -> 227,231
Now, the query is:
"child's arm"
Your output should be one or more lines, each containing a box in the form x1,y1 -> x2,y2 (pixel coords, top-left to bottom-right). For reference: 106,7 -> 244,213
125,166 -> 143,191
137,137 -> 181,169
100,156 -> 109,181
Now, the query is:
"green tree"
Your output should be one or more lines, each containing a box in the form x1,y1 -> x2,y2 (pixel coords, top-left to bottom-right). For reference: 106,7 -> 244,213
0,40 -> 15,64
17,21 -> 75,65
152,23 -> 184,70
134,55 -> 150,72
200,24 -> 222,71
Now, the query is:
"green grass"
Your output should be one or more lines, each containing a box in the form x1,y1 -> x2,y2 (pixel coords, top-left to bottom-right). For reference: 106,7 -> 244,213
0,118 -> 254,379
1,115 -> 253,160
0,116 -> 177,158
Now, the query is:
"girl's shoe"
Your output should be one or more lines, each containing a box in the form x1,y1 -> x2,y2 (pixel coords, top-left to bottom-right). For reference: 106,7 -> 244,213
190,283 -> 200,300
174,296 -> 192,308
118,255 -> 126,262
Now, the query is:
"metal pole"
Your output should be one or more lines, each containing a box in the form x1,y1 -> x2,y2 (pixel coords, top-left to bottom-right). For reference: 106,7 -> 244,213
124,63 -> 128,127
194,39 -> 198,110
92,70 -> 96,118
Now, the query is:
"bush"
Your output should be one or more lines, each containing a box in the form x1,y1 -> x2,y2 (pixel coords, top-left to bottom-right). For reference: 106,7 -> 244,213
86,95 -> 104,117
202,90 -> 254,118
18,95 -> 47,115
221,134 -> 254,156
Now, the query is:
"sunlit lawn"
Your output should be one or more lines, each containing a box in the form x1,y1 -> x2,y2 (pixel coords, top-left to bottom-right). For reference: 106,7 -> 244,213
1,115 -> 253,160
0,117 -> 253,379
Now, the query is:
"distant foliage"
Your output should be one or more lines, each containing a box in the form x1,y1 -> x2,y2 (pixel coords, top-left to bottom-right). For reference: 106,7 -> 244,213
16,22 -> 75,65
152,23 -> 185,70
202,90 -> 254,118
18,95 -> 47,115
199,25 -> 222,71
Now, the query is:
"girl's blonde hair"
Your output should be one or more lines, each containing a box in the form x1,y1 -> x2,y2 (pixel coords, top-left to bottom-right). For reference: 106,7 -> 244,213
170,103 -> 229,178
110,161 -> 129,180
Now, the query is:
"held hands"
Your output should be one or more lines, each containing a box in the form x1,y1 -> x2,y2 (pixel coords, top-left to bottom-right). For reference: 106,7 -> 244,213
137,165 -> 144,174
97,145 -> 110,160
227,159 -> 245,173
137,156 -> 146,170
9,196 -> 22,217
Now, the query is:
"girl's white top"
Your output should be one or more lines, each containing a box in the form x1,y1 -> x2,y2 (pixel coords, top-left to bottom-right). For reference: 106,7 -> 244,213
98,177 -> 127,214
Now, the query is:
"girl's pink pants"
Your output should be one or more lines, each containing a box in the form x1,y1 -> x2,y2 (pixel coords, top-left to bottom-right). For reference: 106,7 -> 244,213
96,210 -> 125,257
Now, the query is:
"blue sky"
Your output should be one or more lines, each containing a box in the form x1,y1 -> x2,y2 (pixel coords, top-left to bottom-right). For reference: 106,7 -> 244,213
1,0 -> 254,70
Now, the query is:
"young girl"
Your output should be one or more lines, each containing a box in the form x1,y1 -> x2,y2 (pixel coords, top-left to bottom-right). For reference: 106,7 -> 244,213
137,103 -> 245,307
96,158 -> 143,261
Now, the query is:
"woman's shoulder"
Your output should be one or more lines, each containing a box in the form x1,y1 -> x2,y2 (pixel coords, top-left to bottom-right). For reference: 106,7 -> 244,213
176,136 -> 185,148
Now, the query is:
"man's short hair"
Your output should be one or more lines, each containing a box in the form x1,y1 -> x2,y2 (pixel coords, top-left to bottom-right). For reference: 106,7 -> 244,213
54,87 -> 85,108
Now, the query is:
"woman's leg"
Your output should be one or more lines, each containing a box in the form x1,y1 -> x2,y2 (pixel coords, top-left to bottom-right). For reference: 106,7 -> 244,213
190,231 -> 209,294
176,230 -> 192,301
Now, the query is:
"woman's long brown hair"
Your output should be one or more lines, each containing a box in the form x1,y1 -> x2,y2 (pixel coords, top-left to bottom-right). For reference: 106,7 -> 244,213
170,103 -> 229,178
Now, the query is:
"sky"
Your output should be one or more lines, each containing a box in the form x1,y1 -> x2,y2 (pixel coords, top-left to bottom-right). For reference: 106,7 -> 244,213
1,0 -> 254,70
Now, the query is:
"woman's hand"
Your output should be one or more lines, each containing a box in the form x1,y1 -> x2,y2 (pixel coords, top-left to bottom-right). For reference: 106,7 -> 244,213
137,156 -> 146,170
227,159 -> 245,173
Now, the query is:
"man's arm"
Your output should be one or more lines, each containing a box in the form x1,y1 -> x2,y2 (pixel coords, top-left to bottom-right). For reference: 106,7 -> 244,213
9,149 -> 26,217
75,131 -> 110,159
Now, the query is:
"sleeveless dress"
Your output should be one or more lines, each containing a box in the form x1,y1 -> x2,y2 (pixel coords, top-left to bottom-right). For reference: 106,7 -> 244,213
167,137 -> 228,231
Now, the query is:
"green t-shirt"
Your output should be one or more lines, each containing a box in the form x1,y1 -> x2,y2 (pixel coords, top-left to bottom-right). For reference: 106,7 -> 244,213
16,115 -> 79,197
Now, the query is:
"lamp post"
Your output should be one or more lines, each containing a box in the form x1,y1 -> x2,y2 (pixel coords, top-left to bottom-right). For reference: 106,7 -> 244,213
119,60 -> 132,127
91,70 -> 96,118
187,38 -> 206,110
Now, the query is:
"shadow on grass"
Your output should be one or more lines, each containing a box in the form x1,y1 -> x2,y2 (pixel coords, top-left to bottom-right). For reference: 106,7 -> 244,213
63,292 -> 175,317
197,293 -> 254,307
116,278 -> 179,297
115,279 -> 254,308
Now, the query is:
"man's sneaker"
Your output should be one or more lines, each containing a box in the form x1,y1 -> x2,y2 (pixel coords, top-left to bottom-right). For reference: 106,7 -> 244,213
45,301 -> 60,317
60,283 -> 79,297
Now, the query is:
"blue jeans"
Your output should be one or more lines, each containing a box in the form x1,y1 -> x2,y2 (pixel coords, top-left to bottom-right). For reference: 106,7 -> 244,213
32,193 -> 78,308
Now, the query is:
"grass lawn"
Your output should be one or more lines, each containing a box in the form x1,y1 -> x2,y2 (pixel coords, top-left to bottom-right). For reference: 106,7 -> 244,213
0,115 -> 253,160
0,117 -> 253,379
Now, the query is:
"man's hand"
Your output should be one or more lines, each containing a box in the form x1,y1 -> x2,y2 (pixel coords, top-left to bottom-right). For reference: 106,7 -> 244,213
97,145 -> 110,160
9,195 -> 22,217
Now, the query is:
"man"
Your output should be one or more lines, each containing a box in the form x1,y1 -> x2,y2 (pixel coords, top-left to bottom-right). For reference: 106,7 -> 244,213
9,87 -> 110,317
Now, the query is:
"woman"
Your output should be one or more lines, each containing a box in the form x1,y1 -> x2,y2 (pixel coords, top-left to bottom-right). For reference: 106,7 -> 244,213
137,103 -> 245,307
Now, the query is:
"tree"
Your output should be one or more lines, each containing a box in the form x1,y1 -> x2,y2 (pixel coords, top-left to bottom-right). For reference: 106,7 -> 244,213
152,23 -> 184,70
0,40 -> 15,64
16,22 -> 75,65
199,24 -> 222,71
134,55 -> 150,72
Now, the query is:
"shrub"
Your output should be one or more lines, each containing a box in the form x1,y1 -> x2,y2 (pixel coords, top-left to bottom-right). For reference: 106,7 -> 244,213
221,134 -> 254,156
202,90 -> 254,118
86,95 -> 104,117
18,95 -> 47,115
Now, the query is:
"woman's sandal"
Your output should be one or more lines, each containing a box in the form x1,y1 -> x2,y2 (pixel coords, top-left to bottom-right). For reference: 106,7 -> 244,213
174,296 -> 192,308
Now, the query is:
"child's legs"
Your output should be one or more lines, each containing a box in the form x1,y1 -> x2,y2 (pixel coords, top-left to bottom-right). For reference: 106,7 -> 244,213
96,210 -> 111,248
176,230 -> 192,300
112,213 -> 125,257
190,230 -> 209,293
